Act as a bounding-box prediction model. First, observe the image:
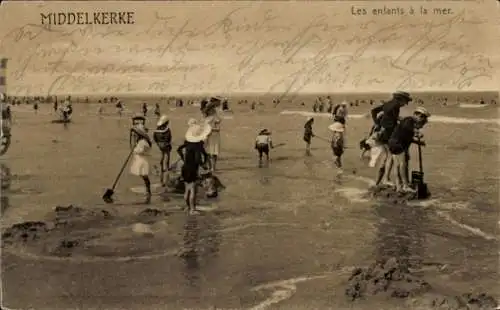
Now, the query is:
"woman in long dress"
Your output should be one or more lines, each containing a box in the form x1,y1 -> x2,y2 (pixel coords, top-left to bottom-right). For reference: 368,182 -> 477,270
203,98 -> 222,172
129,126 -> 153,204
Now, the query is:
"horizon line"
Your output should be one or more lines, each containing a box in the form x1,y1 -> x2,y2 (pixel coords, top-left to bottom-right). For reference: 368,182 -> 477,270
5,90 -> 500,98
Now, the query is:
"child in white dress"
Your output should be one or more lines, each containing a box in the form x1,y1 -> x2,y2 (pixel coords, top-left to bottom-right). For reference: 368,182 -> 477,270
130,126 -> 153,203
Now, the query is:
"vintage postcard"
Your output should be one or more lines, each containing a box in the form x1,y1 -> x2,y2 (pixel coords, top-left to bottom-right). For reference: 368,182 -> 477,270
0,0 -> 499,309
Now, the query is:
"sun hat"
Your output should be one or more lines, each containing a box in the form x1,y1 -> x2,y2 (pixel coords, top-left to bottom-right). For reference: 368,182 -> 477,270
259,129 -> 271,135
393,91 -> 413,102
132,113 -> 145,121
156,115 -> 169,127
328,122 -> 345,133
341,101 -> 348,106
185,122 -> 212,143
204,98 -> 221,112
414,106 -> 431,118
306,116 -> 314,122
187,118 -> 198,127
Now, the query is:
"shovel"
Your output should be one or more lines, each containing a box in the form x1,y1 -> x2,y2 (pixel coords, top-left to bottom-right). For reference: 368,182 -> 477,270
411,137 -> 430,199
102,149 -> 134,203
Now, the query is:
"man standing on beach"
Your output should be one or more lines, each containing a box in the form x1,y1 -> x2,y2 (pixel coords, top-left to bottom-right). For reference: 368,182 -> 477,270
370,91 -> 413,188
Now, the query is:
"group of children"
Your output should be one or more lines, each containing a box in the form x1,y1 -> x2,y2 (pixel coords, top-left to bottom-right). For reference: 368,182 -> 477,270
124,91 -> 431,214
302,101 -> 348,168
127,97 -> 225,215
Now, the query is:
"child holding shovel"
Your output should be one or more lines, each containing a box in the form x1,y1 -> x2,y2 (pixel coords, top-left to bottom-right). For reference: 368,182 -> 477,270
129,126 -> 153,204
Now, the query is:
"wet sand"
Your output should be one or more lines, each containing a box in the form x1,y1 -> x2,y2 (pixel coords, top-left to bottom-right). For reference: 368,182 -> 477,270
1,100 -> 499,309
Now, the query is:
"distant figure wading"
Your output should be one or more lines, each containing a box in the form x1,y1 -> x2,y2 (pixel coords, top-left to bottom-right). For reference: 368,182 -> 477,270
255,129 -> 273,166
303,117 -> 315,156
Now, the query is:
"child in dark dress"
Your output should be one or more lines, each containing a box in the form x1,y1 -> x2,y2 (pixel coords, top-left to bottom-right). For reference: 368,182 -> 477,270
176,119 -> 211,215
303,117 -> 314,155
153,115 -> 172,186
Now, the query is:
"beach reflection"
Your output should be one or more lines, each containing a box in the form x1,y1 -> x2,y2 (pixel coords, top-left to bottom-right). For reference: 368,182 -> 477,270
180,213 -> 221,290
373,202 -> 427,269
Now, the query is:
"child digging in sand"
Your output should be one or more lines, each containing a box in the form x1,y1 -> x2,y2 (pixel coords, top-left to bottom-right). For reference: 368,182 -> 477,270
303,117 -> 315,156
255,129 -> 273,166
328,121 -> 345,168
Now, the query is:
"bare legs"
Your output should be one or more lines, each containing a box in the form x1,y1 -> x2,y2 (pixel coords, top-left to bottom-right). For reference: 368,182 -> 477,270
393,152 -> 414,192
141,175 -> 152,203
159,151 -> 171,186
184,182 -> 199,215
374,145 -> 393,187
208,155 -> 218,172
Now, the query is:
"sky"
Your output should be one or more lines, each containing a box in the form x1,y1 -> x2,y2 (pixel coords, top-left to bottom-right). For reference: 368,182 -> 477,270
0,1 -> 498,96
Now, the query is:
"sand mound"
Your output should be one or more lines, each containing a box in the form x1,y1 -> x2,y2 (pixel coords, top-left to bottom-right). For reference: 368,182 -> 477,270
366,186 -> 419,203
346,258 -> 431,301
2,221 -> 50,245
1,205 -> 184,260
345,258 -> 498,310
53,205 -> 113,229
136,208 -> 171,224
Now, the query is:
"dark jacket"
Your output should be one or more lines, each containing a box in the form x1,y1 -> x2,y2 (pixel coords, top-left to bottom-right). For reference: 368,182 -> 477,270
153,128 -> 172,152
371,99 -> 401,130
177,141 -> 208,167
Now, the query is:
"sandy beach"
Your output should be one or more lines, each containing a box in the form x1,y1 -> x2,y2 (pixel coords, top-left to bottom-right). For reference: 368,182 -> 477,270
1,95 -> 499,309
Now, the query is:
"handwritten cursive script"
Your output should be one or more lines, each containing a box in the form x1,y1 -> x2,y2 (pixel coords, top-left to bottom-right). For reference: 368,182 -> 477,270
0,3 -> 495,96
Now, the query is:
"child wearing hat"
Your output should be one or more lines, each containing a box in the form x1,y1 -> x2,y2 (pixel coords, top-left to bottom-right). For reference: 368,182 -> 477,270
303,117 -> 315,155
328,121 -> 345,168
204,97 -> 222,172
154,103 -> 161,117
177,119 -> 211,215
153,115 -> 172,186
129,127 -> 153,204
332,101 -> 348,125
255,129 -> 273,165
387,106 -> 430,193
130,114 -> 147,149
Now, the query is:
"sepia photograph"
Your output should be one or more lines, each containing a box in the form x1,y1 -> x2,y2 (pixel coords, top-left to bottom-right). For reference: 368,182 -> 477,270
0,0 -> 499,309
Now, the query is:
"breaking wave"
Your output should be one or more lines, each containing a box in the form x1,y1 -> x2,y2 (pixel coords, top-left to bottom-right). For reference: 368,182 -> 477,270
458,104 -> 489,108
279,110 -> 500,125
